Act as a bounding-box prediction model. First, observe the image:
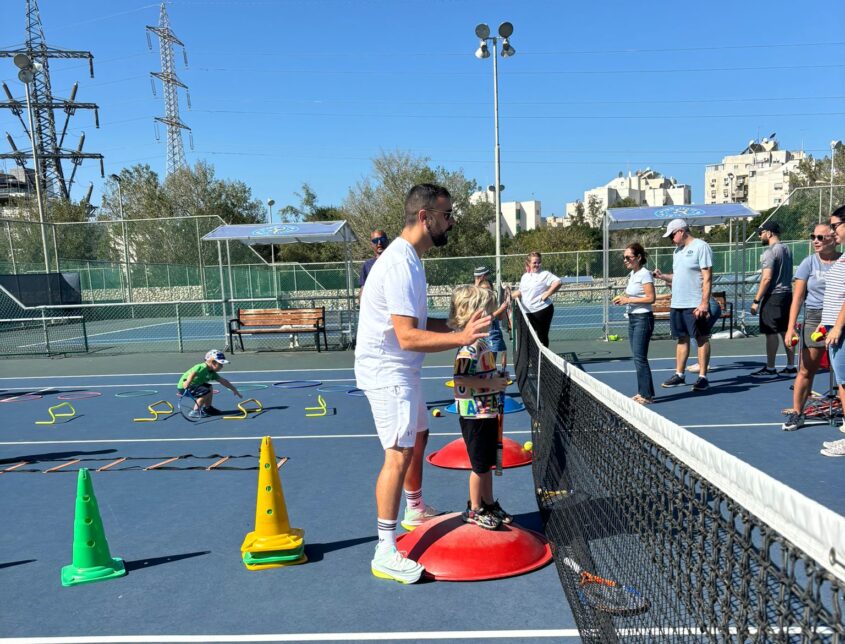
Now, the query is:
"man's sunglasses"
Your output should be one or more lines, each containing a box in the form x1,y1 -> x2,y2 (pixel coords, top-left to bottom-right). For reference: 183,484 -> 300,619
370,236 -> 388,245
426,207 -> 454,221
810,234 -> 832,242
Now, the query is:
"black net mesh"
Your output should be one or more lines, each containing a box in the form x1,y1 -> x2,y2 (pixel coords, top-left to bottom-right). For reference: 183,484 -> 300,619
513,303 -> 845,643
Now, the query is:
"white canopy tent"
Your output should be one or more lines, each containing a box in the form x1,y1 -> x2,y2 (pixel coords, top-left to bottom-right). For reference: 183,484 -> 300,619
601,204 -> 759,338
201,221 -> 358,349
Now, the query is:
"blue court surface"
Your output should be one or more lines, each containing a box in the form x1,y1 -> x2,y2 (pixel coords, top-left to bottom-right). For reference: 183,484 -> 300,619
1,347 -> 842,642
0,364 -> 581,643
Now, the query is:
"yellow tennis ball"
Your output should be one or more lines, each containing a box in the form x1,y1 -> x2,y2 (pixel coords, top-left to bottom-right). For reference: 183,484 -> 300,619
524,441 -> 533,451
432,408 -> 442,417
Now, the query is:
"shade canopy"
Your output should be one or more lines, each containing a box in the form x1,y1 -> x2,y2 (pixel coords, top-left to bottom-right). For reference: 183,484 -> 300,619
202,221 -> 357,245
605,204 -> 758,231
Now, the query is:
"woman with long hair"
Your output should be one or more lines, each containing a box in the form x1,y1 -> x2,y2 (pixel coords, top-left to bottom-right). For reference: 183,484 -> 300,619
512,252 -> 561,348
613,243 -> 656,404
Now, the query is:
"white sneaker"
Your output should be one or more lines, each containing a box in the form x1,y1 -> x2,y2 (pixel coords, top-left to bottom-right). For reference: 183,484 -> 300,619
822,438 -> 845,449
371,545 -> 424,584
820,441 -> 845,457
401,504 -> 440,531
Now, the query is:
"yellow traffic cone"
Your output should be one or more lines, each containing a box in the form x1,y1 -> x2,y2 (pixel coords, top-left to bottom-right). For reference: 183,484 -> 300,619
240,436 -> 306,569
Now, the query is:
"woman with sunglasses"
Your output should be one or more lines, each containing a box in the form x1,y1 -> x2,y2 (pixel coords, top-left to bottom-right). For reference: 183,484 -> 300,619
613,243 -> 656,404
782,223 -> 840,431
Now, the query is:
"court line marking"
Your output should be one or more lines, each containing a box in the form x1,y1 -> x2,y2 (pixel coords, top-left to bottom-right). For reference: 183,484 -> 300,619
0,630 -> 581,643
0,430 -> 531,447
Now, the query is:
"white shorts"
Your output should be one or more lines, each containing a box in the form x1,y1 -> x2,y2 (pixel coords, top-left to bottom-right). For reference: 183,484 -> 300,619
364,385 -> 428,449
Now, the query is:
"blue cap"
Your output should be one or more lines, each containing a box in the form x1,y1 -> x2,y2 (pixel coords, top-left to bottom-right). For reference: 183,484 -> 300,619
205,349 -> 229,364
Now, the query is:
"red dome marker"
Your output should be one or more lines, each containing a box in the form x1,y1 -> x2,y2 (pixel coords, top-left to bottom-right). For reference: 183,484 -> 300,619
427,437 -> 532,470
396,513 -> 552,581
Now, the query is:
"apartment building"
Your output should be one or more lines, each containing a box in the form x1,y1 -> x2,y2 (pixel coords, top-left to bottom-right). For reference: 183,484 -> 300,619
704,137 -> 805,211
564,168 -> 691,224
470,191 -> 543,238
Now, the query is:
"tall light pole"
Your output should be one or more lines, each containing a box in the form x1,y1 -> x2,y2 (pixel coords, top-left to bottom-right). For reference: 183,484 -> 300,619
475,22 -> 515,295
831,140 -> 843,212
267,198 -> 275,224
110,173 -> 132,303
12,53 -> 49,277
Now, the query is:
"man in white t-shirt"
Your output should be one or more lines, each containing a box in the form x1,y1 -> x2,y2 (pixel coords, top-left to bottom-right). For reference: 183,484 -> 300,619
654,218 -> 720,392
355,183 -> 490,584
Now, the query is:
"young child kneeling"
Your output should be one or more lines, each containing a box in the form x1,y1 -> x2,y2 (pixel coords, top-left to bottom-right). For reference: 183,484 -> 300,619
449,285 -> 513,529
177,349 -> 241,418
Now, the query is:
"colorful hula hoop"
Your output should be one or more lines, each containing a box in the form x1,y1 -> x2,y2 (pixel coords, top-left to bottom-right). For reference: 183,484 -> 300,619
273,380 -> 322,389
114,389 -> 159,398
0,393 -> 43,403
57,391 -> 102,401
237,383 -> 270,392
316,384 -> 354,393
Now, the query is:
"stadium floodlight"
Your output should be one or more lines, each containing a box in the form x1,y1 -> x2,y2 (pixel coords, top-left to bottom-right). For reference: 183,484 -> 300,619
474,20 -> 516,295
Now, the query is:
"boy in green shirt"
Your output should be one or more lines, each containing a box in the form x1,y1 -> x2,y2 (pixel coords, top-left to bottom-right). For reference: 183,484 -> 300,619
178,349 -> 241,418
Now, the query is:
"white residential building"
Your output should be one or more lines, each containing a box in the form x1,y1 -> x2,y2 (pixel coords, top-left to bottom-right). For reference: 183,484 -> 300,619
704,138 -> 805,211
564,169 -> 691,225
545,215 -> 567,228
470,191 -> 543,238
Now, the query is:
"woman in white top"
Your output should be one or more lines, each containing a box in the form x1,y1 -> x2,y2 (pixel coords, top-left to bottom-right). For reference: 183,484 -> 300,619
781,223 -> 840,431
512,251 -> 562,348
612,242 -> 656,404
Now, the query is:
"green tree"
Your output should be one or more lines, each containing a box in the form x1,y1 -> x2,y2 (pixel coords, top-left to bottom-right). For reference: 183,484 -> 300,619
276,184 -> 346,263
586,194 -> 604,227
343,150 -> 495,264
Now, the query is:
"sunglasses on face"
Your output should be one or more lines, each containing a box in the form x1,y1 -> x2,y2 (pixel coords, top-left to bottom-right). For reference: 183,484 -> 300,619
810,234 -> 831,242
622,255 -> 636,261
370,236 -> 388,245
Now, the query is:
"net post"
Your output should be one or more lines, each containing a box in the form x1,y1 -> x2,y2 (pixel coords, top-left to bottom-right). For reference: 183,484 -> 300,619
41,311 -> 51,356
81,315 -> 88,353
175,303 -> 183,352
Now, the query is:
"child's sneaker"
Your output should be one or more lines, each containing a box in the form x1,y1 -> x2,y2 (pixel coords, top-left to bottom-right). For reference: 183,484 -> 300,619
462,502 -> 501,530
188,408 -> 208,418
484,499 -> 513,525
401,504 -> 440,531
370,545 -> 424,584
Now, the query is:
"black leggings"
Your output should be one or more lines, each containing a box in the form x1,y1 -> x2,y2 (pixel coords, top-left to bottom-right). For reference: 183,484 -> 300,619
527,305 -> 554,348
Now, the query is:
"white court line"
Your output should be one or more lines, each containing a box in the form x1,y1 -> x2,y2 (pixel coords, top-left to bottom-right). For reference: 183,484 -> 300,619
16,320 -> 177,350
0,430 -> 531,447
684,422 -> 784,428
0,630 -> 580,643
0,365 -> 459,381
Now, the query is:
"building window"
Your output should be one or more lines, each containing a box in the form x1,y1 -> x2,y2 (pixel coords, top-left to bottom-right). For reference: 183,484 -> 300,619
774,184 -> 783,191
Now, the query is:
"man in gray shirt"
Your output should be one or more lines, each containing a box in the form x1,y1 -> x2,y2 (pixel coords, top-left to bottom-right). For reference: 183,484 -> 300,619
750,221 -> 795,375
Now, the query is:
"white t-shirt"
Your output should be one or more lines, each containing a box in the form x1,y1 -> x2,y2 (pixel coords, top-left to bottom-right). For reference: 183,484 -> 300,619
625,267 -> 654,315
519,270 -> 560,313
355,237 -> 428,390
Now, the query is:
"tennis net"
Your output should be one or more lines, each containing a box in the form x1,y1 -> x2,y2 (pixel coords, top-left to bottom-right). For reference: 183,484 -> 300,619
0,315 -> 88,356
513,302 -> 845,642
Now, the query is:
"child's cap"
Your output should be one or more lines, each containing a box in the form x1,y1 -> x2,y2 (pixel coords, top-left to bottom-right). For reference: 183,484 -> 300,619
205,349 -> 229,364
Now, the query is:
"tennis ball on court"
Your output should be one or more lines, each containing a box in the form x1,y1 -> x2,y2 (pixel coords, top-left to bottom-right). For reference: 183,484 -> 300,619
608,334 -> 619,341
432,408 -> 442,417
524,441 -> 533,452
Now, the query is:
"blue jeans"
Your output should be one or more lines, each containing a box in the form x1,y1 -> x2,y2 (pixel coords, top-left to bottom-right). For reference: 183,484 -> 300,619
628,313 -> 655,399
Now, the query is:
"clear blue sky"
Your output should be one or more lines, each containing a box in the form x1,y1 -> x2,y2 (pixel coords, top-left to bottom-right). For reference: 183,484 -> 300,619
1,0 -> 843,219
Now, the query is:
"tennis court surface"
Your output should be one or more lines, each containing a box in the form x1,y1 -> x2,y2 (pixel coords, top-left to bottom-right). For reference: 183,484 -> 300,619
1,305 -> 844,642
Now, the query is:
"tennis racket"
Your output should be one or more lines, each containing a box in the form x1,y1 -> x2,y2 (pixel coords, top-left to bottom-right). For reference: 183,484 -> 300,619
495,373 -> 504,476
178,391 -> 202,422
562,557 -> 650,616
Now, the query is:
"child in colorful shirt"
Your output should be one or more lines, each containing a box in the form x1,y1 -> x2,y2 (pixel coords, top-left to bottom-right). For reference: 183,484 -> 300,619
449,285 -> 512,529
177,349 -> 241,418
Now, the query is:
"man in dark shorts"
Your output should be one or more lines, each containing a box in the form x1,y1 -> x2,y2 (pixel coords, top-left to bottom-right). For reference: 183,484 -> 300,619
654,218 -> 721,392
750,221 -> 795,375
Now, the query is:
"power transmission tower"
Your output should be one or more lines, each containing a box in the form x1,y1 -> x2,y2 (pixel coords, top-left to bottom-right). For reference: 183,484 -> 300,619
147,3 -> 192,177
0,0 -> 104,201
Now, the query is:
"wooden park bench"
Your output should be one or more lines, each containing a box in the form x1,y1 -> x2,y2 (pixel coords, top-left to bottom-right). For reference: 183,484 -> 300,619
228,307 -> 328,352
652,291 -> 734,337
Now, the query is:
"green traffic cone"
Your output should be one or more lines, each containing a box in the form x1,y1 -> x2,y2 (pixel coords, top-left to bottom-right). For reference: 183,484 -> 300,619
61,468 -> 126,587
